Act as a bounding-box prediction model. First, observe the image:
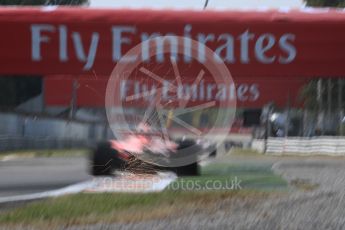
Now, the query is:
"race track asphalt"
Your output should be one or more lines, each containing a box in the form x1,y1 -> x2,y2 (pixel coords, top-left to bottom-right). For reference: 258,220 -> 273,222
0,157 -> 91,197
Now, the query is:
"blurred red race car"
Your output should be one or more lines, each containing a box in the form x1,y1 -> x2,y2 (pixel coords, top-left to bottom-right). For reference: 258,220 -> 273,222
90,123 -> 216,176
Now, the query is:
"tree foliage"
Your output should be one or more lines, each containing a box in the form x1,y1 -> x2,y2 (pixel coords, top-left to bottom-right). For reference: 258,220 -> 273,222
305,0 -> 345,7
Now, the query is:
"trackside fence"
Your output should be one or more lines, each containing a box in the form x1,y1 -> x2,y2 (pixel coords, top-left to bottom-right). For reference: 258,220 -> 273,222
0,135 -> 97,152
252,137 -> 345,155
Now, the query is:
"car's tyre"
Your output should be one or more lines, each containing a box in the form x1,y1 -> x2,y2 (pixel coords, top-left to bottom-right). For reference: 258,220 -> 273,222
90,142 -> 122,176
173,139 -> 200,176
173,162 -> 199,176
209,149 -> 217,158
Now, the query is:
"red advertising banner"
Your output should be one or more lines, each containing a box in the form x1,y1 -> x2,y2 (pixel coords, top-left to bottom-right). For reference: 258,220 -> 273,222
0,8 -> 345,78
44,76 -> 307,108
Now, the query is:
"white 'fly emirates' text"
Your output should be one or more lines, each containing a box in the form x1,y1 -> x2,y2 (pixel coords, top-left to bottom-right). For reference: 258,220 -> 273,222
31,24 -> 297,70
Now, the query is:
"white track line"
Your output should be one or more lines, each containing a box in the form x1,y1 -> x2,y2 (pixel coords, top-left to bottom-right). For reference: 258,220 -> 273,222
0,172 -> 178,204
0,180 -> 96,204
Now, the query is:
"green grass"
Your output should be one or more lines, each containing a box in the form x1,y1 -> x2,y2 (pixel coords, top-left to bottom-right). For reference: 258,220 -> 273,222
229,148 -> 262,156
0,156 -> 287,228
168,163 -> 287,191
0,190 -> 270,228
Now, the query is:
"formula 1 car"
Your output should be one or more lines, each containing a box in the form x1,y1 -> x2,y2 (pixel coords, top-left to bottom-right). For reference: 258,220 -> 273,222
90,124 -> 216,176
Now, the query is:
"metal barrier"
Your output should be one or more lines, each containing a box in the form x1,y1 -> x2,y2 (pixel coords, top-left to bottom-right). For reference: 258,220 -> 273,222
0,136 -> 97,152
252,137 -> 345,155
